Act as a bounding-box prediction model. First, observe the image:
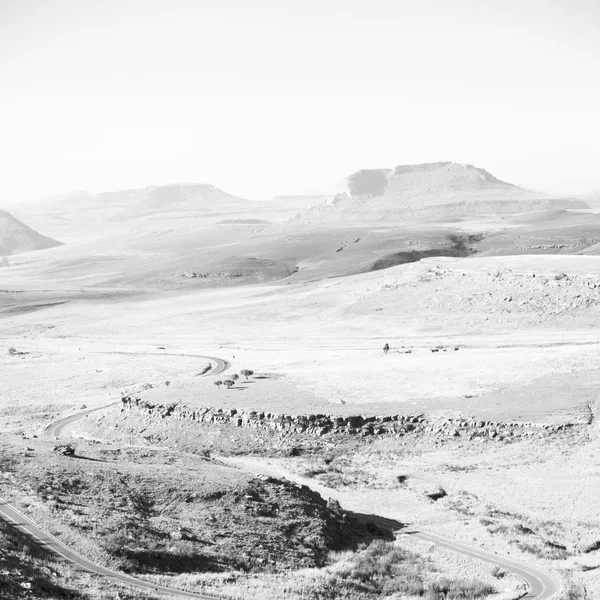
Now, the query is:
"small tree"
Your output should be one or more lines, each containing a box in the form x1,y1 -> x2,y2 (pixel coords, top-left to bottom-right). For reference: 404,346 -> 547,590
214,380 -> 223,390
231,374 -> 240,383
241,369 -> 254,379
223,379 -> 235,390
7,347 -> 18,356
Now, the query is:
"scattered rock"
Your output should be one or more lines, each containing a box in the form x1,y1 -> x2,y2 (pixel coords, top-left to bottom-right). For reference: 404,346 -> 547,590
578,536 -> 600,554
53,444 -> 75,457
425,486 -> 447,501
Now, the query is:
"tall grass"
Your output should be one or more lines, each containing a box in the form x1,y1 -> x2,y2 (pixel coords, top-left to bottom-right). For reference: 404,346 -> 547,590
144,540 -> 497,600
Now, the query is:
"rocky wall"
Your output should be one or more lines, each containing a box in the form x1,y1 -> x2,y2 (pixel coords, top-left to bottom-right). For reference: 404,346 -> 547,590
121,396 -> 572,441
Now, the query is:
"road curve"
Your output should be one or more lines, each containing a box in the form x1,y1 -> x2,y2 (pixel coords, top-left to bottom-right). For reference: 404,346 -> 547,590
91,351 -> 232,375
44,355 -> 230,438
360,513 -> 558,598
44,402 -> 120,438
219,458 -> 561,600
412,531 -> 559,600
0,498 -> 218,599
356,509 -> 558,598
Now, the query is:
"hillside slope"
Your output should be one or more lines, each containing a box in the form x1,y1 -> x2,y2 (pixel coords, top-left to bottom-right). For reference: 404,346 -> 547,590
0,209 -> 61,255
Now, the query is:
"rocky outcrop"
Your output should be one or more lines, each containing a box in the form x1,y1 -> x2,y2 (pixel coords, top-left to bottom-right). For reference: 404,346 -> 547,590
120,396 -> 573,441
423,417 -> 572,441
121,396 -> 426,437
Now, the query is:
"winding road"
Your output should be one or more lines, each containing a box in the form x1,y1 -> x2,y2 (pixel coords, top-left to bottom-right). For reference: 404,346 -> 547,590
0,352 -> 559,599
43,354 -> 230,439
413,531 -> 558,599
0,499 -> 218,599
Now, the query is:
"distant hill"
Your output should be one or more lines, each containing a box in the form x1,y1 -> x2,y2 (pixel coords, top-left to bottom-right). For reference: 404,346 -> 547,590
296,162 -> 589,223
9,183 -> 264,240
10,184 -> 328,240
0,209 -> 62,256
44,183 -> 256,221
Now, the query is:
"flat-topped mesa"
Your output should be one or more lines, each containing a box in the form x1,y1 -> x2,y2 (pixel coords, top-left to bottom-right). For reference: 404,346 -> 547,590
347,162 -> 510,200
296,162 -> 588,223
120,397 -> 572,440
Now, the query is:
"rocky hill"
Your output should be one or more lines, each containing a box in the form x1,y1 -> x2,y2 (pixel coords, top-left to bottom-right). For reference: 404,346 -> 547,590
0,209 -> 61,255
296,162 -> 588,223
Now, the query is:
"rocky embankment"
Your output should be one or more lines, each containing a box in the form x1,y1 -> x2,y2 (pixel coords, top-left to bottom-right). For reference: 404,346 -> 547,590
121,396 -> 572,441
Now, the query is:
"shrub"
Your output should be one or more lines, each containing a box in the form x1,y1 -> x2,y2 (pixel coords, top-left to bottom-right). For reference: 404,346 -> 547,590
491,564 -> 506,578
427,577 -> 495,599
559,579 -> 588,600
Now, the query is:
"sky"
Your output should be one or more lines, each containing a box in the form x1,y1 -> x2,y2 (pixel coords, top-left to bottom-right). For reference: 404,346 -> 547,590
0,0 -> 599,203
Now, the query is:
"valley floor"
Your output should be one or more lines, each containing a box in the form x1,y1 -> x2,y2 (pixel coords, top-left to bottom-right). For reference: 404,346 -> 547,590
2,254 -> 600,598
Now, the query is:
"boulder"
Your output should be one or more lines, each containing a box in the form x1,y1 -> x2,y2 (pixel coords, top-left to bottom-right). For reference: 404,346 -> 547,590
578,537 -> 600,554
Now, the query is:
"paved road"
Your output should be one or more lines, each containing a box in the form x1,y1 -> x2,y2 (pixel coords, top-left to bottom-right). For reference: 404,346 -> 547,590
0,498 -> 218,599
44,354 -> 230,438
413,531 -> 559,600
4,350 -> 560,599
361,514 -> 558,598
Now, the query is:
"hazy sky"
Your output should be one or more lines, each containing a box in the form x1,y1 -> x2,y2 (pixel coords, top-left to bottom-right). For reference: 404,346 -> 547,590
1,0 -> 599,203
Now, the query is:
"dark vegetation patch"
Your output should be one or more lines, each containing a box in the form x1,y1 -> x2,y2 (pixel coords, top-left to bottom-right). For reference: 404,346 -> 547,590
239,539 -> 494,600
181,256 -> 297,284
370,234 -> 483,272
481,510 -> 572,560
7,447 -> 380,577
318,540 -> 494,599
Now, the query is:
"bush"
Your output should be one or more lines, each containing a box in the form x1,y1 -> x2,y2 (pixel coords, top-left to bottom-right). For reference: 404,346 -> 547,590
427,577 -> 495,599
490,564 -> 506,578
558,578 -> 588,600
318,541 -> 495,600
